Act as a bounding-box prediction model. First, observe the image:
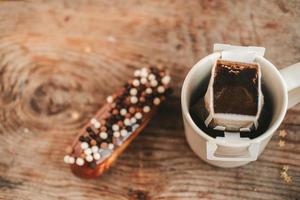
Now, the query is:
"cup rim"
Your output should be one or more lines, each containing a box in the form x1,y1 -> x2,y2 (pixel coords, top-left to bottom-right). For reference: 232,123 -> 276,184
181,53 -> 288,147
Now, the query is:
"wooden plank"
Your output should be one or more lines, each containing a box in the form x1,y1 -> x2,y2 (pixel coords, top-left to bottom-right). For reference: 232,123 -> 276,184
0,0 -> 299,199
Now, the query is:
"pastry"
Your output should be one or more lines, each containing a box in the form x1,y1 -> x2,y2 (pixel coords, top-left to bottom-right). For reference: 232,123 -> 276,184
63,67 -> 172,178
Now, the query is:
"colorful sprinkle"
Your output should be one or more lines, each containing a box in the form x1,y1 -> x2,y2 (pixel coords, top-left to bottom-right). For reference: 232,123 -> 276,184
143,106 -> 150,113
162,75 -> 171,85
100,132 -> 108,139
93,153 -> 101,160
76,158 -> 85,166
153,97 -> 161,105
120,108 -> 127,116
106,96 -> 113,103
81,142 -> 89,150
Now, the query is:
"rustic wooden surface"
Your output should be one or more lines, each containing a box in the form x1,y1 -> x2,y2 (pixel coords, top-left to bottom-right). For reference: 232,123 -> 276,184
0,0 -> 299,199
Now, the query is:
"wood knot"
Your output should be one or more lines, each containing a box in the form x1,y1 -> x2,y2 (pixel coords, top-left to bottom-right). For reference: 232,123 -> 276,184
30,83 -> 70,115
128,189 -> 150,200
0,176 -> 22,189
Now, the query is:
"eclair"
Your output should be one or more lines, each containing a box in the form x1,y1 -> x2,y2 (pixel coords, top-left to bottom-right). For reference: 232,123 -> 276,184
63,67 -> 171,178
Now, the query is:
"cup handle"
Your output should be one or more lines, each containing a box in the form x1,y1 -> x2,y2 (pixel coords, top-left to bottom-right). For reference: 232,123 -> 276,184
206,141 -> 260,162
280,62 -> 300,108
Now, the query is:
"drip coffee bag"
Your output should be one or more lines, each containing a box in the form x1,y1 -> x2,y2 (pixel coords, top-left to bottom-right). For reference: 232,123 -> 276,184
201,59 -> 264,132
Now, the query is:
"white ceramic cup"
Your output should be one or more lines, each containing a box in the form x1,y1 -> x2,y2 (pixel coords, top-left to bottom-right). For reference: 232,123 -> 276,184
181,51 -> 300,168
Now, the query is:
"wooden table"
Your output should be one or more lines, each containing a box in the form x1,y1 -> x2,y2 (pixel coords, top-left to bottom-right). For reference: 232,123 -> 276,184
0,0 -> 299,199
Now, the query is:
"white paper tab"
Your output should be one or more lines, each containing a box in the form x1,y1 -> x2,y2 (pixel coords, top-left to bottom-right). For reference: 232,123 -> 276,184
213,43 -> 265,63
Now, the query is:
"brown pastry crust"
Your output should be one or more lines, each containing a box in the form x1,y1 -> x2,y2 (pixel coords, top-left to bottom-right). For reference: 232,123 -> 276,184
70,106 -> 157,178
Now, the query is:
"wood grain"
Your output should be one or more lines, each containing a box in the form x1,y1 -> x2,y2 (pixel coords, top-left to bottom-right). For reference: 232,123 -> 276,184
0,0 -> 299,199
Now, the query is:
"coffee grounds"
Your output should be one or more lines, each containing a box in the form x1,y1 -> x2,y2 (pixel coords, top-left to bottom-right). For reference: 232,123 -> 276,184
213,60 -> 259,115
